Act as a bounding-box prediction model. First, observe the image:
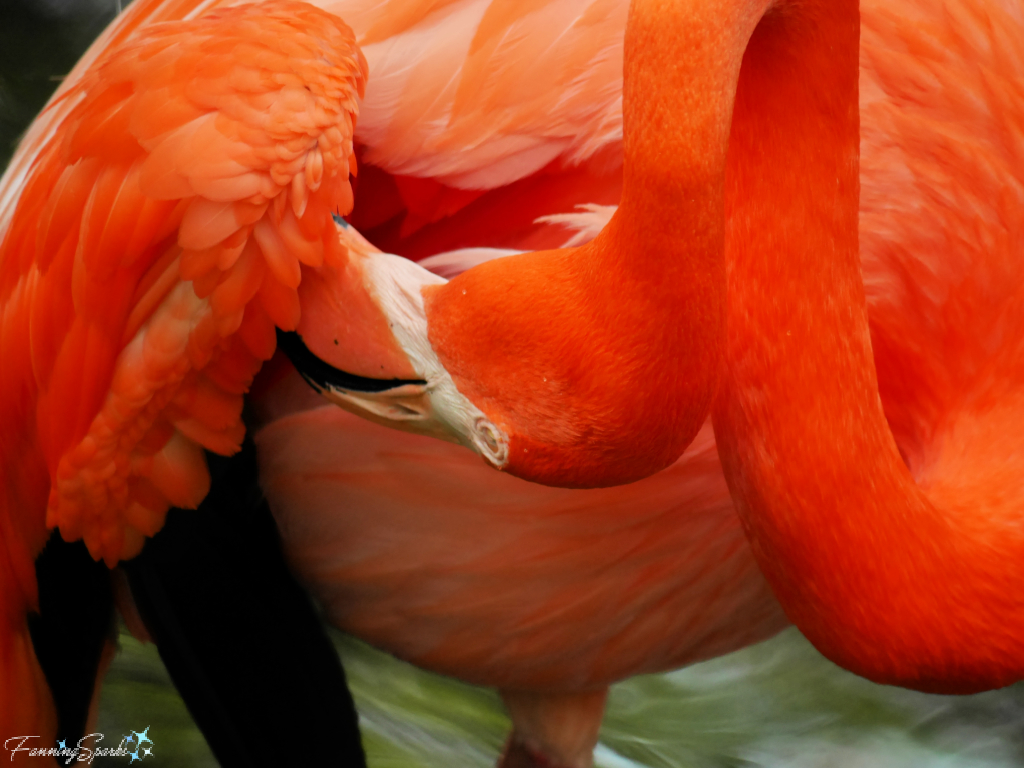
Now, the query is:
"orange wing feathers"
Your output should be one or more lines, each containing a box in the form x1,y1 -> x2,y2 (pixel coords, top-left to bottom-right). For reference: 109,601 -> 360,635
0,1 -> 366,567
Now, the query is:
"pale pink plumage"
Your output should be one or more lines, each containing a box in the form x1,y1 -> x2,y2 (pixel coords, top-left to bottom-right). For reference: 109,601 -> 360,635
258,381 -> 784,693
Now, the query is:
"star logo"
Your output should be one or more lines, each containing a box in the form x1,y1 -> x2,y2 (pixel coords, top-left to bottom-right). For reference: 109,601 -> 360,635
127,727 -> 153,762
57,740 -> 65,750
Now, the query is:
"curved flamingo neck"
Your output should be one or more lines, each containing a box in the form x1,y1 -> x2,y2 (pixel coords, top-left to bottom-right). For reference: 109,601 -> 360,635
616,0 -> 768,231
714,0 -> 1024,692
608,0 -> 750,269
424,0 -> 780,487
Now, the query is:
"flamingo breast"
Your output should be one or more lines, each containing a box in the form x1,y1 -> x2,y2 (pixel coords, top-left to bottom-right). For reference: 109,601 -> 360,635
257,401 -> 788,690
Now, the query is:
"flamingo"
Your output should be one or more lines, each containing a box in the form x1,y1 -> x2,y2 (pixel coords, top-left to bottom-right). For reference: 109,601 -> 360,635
2,1 -> 1015,768
258,0 -> 1024,763
0,0 -> 724,763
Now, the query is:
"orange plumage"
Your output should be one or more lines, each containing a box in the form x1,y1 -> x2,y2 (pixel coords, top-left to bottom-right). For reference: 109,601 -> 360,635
0,0 -> 367,748
1,0 -> 1021,766
1,1 -> 366,566
716,0 -> 1024,694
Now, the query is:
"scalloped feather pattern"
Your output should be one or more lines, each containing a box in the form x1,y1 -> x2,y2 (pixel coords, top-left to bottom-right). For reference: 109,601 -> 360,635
0,1 -> 366,566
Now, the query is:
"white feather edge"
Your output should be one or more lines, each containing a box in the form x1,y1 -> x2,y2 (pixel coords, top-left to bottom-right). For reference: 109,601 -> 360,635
419,247 -> 522,278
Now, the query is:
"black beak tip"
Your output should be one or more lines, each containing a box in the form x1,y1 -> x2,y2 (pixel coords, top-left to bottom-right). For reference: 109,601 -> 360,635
275,329 -> 426,394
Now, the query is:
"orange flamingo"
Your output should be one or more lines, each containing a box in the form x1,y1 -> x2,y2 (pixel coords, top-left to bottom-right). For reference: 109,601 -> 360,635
2,1 -> 1015,768
0,0 -> 724,762
259,0 -> 1024,763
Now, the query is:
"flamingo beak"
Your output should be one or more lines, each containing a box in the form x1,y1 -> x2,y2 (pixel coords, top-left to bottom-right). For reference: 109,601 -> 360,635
275,327 -> 434,425
276,221 -> 510,468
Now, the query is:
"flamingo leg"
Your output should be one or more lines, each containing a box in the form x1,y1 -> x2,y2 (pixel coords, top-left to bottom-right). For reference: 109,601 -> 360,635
499,689 -> 608,768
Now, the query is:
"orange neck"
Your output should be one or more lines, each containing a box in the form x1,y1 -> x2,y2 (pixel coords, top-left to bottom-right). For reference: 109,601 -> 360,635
425,0 -> 776,488
714,0 -> 1024,692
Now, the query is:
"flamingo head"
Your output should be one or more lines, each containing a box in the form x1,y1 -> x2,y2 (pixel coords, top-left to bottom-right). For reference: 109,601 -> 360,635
282,215 -> 721,489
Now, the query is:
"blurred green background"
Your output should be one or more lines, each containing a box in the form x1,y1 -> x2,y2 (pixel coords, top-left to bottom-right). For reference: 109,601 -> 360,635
3,2 -> 1024,766
97,626 -> 1024,768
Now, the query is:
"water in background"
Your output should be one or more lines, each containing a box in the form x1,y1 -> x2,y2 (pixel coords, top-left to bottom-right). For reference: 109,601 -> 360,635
4,2 -> 1024,766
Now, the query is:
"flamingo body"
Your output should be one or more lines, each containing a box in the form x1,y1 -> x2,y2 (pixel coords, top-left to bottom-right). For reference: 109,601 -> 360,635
259,404 -> 786,691
262,0 -> 1024,756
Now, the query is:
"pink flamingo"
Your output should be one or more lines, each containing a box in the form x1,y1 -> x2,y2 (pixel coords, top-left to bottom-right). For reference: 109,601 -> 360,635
0,0 -> 722,762
0,0 -> 1019,765
259,0 -> 1024,762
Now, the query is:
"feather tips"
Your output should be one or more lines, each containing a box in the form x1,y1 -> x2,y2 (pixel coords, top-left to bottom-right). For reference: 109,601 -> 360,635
860,0 -> 1024,473
0,0 -> 367,565
345,0 -> 627,187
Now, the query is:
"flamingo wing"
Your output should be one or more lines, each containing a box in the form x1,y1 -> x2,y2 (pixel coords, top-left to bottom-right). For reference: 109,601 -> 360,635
335,0 -> 628,188
0,1 -> 366,568
0,2 -> 369,751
